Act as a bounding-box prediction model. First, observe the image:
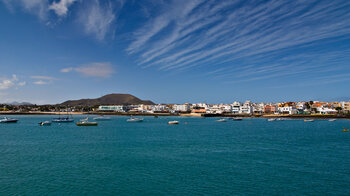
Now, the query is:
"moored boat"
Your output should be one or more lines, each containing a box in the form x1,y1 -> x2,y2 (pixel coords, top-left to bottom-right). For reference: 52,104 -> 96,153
267,118 -> 276,121
126,116 -> 144,122
216,118 -> 227,122
76,118 -> 98,126
328,119 -> 336,122
39,121 -> 51,126
52,117 -> 74,123
168,120 -> 179,125
304,119 -> 314,122
232,117 -> 243,121
52,107 -> 74,123
0,117 -> 18,123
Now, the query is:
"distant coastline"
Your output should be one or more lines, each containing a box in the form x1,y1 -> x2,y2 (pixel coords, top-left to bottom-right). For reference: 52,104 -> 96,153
1,111 -> 349,119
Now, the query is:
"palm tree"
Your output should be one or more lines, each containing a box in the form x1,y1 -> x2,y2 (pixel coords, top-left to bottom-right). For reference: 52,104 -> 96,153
335,107 -> 342,114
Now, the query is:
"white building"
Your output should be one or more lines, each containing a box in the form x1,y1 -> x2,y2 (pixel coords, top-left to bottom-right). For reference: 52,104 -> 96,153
231,101 -> 241,113
192,103 -> 209,109
207,105 -> 222,114
151,104 -> 167,112
278,106 -> 297,114
240,101 -> 253,114
98,105 -> 128,112
253,103 -> 265,113
207,104 -> 227,114
173,104 -> 191,112
296,102 -> 306,110
136,104 -> 152,112
341,101 -> 350,113
317,106 -> 337,114
221,104 -> 232,113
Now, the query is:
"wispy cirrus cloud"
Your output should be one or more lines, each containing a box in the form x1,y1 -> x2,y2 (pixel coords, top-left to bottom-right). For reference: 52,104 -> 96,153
77,0 -> 124,40
126,0 -> 350,84
126,0 -> 205,54
61,62 -> 115,78
30,75 -> 56,80
31,75 -> 56,85
33,80 -> 50,85
1,0 -> 49,20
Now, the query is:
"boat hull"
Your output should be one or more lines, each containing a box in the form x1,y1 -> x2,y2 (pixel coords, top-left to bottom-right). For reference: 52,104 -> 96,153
39,121 -> 51,126
126,118 -> 144,122
0,120 -> 18,123
76,122 -> 98,126
168,121 -> 179,125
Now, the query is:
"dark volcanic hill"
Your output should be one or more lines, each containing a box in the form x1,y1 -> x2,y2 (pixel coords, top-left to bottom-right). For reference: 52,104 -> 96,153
60,94 -> 154,106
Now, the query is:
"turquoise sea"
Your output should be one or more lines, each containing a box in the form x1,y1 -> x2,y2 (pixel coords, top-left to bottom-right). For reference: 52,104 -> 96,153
0,115 -> 349,195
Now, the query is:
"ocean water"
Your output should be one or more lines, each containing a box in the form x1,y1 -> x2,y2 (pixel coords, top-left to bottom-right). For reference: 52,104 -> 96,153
0,115 -> 349,195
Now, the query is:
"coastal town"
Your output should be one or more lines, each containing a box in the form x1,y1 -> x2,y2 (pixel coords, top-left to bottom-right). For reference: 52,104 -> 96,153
1,100 -> 350,117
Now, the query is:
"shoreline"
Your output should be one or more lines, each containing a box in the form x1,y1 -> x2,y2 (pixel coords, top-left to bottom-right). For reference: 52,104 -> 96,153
0,112 -> 349,119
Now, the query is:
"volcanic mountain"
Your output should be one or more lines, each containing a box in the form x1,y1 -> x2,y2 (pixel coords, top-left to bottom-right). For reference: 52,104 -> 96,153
60,94 -> 154,106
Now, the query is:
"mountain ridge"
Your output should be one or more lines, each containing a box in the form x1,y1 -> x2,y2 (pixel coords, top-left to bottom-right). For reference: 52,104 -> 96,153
59,94 -> 155,106
1,101 -> 34,106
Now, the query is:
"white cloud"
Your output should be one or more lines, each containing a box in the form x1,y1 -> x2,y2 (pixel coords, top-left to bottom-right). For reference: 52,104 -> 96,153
18,81 -> 26,86
0,74 -> 25,90
49,0 -> 77,17
78,0 -> 122,40
126,0 -> 204,54
31,75 -> 56,85
60,67 -> 73,72
126,0 -> 350,78
61,62 -> 115,78
1,0 -> 124,40
30,75 -> 56,80
75,62 -> 115,78
33,80 -> 49,85
1,0 -> 49,20
2,0 -> 77,19
0,79 -> 15,90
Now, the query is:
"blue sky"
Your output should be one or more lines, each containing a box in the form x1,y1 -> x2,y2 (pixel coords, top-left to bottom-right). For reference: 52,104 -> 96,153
0,0 -> 350,104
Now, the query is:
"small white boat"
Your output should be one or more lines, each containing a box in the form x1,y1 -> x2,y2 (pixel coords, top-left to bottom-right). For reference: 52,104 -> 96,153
232,117 -> 243,121
39,121 -> 51,126
0,117 -> 18,123
93,116 -> 111,121
216,118 -> 227,122
168,120 -> 179,125
76,118 -> 98,126
276,118 -> 284,121
328,119 -> 336,122
267,118 -> 276,121
126,117 -> 144,122
304,119 -> 314,122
